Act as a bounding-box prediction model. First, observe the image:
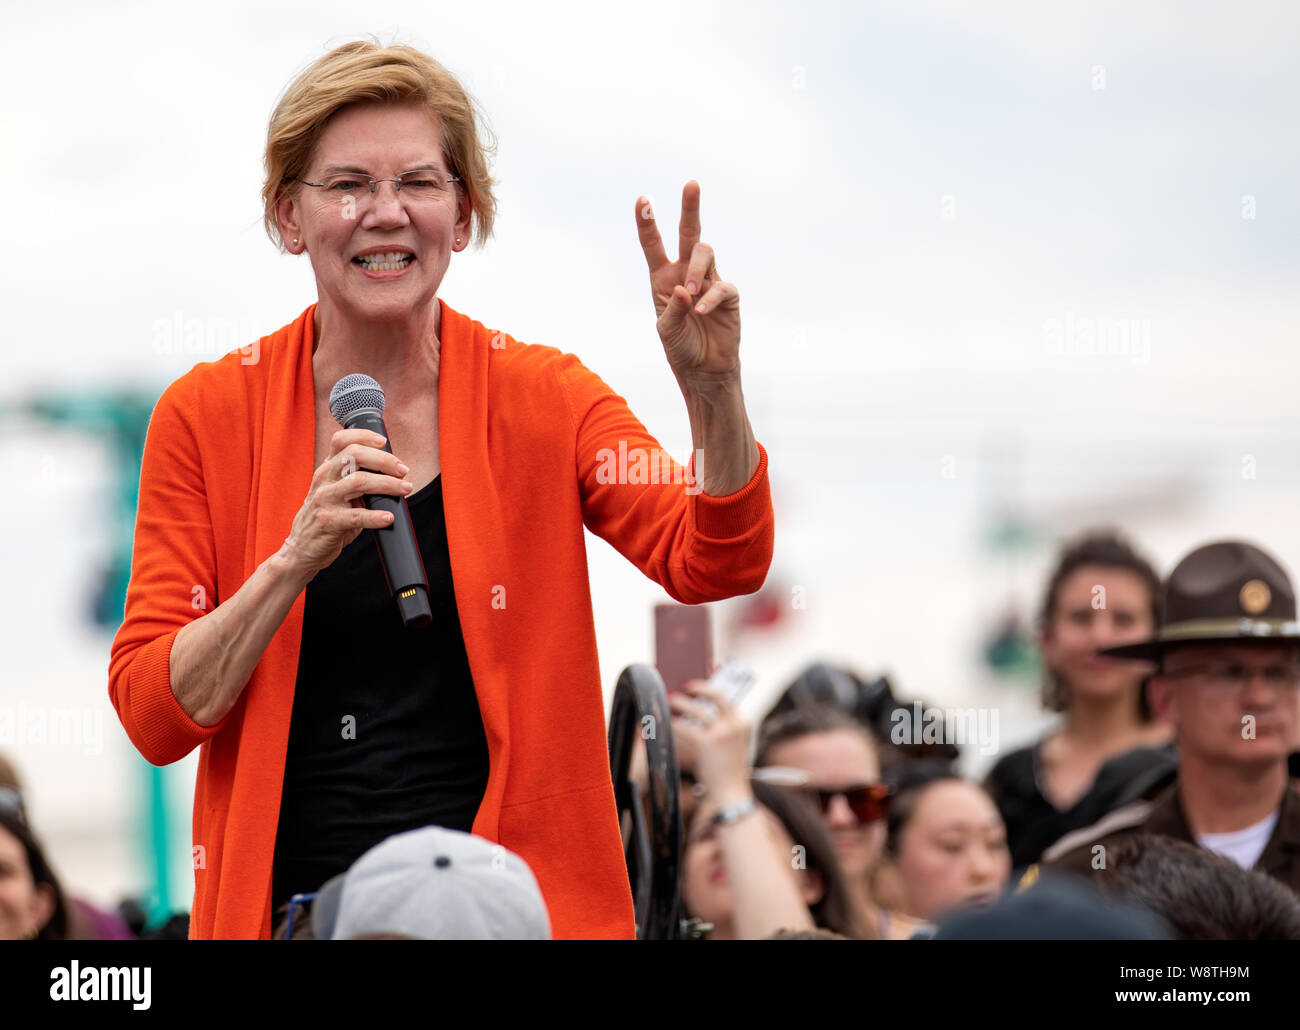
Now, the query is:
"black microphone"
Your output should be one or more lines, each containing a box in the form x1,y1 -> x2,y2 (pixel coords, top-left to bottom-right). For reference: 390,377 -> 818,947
328,373 -> 432,629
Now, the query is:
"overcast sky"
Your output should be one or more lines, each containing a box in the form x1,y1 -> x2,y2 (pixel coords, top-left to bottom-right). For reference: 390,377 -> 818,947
5,0 -> 1297,410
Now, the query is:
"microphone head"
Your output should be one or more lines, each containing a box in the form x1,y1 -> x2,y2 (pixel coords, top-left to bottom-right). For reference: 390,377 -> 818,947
329,374 -> 386,426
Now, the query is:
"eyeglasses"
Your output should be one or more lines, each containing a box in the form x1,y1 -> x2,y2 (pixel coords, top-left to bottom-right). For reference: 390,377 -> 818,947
291,168 -> 461,205
808,783 -> 894,825
752,767 -> 894,825
1163,661 -> 1300,690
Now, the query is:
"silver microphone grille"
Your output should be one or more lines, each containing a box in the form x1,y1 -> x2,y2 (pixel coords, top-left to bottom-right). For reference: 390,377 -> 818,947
329,373 -> 386,425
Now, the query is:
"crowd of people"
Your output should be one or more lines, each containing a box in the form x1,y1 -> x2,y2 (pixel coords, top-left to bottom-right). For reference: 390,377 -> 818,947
7,528 -> 1299,940
661,529 -> 1300,940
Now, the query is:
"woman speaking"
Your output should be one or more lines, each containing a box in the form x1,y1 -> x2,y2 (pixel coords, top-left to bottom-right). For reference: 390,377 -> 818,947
107,39 -> 774,940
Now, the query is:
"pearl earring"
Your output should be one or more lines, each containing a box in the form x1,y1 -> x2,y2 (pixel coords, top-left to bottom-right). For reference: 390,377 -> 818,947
456,236 -> 461,245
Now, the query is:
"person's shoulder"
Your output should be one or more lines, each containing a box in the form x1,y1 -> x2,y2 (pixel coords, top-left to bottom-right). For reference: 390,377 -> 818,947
155,311 -> 303,417
452,309 -> 588,379
480,325 -> 612,401
443,298 -> 617,380
443,303 -> 618,419
1095,739 -> 1178,787
169,346 -> 261,391
148,350 -> 243,425
492,330 -> 591,378
983,742 -> 1039,792
498,336 -> 585,376
1083,738 -> 1178,815
66,895 -> 135,941
147,353 -> 262,451
1040,794 -> 1159,868
1278,781 -> 1300,835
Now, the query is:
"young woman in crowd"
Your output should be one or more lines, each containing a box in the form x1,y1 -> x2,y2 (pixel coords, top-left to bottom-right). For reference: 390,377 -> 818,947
0,801 -> 67,940
754,703 -> 923,939
671,681 -> 874,939
876,770 -> 1012,929
983,530 -> 1176,867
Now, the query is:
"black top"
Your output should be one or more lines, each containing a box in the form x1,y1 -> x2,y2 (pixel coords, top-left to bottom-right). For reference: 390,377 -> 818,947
271,475 -> 490,910
983,739 -> 1178,869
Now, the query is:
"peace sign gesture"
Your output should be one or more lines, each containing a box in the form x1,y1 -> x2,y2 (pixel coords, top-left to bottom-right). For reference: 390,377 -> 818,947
636,181 -> 741,385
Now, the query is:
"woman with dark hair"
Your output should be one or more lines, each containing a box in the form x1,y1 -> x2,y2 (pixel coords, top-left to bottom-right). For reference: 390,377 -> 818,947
0,757 -> 134,940
983,529 -> 1177,868
0,803 -> 68,940
680,779 -> 873,940
672,682 -> 874,939
754,703 -> 918,938
877,769 -> 1010,928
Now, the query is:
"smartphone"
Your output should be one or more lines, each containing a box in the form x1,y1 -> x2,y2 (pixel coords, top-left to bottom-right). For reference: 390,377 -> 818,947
654,604 -> 712,694
707,659 -> 756,707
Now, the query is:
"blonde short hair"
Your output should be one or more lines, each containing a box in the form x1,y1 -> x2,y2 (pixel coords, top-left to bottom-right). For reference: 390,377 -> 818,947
261,37 -> 498,252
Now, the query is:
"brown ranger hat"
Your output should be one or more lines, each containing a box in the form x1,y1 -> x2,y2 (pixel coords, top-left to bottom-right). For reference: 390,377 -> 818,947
1099,540 -> 1300,663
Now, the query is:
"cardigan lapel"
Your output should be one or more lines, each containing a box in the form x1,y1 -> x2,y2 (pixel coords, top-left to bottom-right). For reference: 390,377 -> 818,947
436,297 -> 511,843
218,303 -> 316,938
249,297 -> 316,707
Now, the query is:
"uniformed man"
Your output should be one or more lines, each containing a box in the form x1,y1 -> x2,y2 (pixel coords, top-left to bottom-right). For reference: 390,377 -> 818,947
1042,540 -> 1300,896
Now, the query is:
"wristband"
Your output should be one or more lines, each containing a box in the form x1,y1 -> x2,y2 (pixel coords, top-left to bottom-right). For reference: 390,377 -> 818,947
712,796 -> 757,826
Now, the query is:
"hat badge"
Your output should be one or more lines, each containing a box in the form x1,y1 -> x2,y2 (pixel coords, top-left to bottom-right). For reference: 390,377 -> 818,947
1239,579 -> 1271,615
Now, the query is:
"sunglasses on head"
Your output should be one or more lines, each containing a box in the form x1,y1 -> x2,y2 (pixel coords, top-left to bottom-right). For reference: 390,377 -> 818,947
809,783 -> 894,824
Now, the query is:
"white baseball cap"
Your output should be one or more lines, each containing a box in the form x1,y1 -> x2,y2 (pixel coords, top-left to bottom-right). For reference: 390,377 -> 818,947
312,826 -> 552,940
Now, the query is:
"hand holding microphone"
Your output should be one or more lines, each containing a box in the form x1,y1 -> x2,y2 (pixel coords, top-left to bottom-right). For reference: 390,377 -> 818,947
283,428 -> 408,569
281,374 -> 432,627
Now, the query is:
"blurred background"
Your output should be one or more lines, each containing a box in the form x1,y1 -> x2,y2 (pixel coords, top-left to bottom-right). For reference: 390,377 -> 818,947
2,0 -> 1298,924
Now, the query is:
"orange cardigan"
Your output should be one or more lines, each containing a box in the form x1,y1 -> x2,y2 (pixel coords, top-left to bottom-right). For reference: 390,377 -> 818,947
108,297 -> 775,940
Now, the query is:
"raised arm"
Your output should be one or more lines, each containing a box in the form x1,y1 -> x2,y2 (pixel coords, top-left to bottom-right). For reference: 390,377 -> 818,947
559,184 -> 774,602
635,181 -> 758,497
671,681 -> 816,939
561,354 -> 773,605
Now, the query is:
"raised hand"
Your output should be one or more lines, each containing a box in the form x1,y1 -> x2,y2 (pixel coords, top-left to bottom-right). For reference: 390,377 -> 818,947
669,678 -> 752,806
635,181 -> 741,385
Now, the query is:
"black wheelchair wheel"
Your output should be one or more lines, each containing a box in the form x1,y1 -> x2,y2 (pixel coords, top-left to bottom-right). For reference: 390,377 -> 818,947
608,664 -> 684,940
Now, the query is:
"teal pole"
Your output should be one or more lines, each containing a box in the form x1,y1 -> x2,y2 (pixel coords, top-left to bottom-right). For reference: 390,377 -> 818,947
25,391 -> 177,927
